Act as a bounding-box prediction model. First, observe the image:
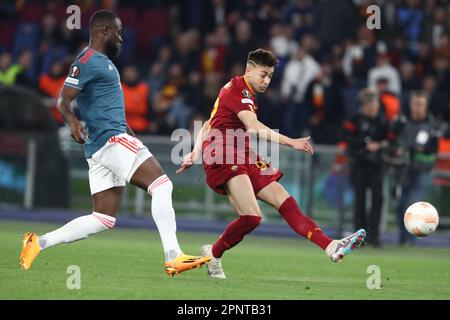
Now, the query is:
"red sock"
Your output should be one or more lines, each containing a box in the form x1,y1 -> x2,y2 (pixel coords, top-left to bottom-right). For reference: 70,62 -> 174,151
278,196 -> 332,250
212,215 -> 261,258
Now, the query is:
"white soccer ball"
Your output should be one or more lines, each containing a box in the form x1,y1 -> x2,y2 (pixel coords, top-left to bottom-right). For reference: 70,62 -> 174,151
404,202 -> 439,237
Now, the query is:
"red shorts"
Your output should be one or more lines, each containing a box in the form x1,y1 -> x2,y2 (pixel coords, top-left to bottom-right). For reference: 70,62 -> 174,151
203,158 -> 283,196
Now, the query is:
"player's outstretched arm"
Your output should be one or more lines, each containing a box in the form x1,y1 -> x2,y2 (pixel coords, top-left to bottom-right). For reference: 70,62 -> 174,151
176,119 -> 210,174
238,110 -> 313,155
57,85 -> 88,144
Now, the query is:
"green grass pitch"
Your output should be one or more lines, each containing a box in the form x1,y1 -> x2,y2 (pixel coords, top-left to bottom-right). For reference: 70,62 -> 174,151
1,220 -> 449,300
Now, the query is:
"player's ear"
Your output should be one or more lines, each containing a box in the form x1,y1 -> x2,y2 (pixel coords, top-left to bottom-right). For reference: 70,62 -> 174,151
245,62 -> 253,74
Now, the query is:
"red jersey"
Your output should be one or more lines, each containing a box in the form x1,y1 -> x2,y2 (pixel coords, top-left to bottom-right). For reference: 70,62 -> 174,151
201,76 -> 283,195
203,76 -> 258,165
209,76 -> 258,132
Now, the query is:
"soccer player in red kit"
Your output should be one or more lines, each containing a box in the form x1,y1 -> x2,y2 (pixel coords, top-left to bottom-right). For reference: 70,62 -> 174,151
177,49 -> 366,279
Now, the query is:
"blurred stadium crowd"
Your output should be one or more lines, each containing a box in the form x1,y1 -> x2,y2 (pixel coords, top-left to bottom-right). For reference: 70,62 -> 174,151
0,0 -> 449,144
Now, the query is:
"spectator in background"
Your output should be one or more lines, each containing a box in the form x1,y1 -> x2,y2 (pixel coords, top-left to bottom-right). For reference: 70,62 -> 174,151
304,61 -> 346,144
15,49 -> 36,89
368,53 -> 402,96
281,45 -> 320,137
181,0 -> 227,35
39,12 -> 60,55
0,50 -> 35,89
392,91 -> 440,245
58,20 -> 85,55
422,74 -> 449,121
300,33 -> 320,60
342,38 -> 365,84
388,36 -> 407,68
202,70 -> 224,117
174,30 -> 201,73
399,61 -> 422,96
257,86 -> 281,131
0,52 -> 20,86
200,31 -> 226,76
226,20 -> 256,69
252,1 -> 280,44
269,24 -> 298,63
413,42 -> 433,78
268,24 -> 298,87
282,0 -> 315,41
39,59 -> 66,125
152,63 -> 185,132
433,32 -> 450,62
396,0 -> 424,49
314,0 -> 355,51
433,125 -> 450,189
342,26 -> 380,87
422,6 -> 450,49
375,77 -> 401,124
147,62 -> 166,104
121,65 -> 153,134
175,69 -> 203,129
432,54 -> 450,94
343,88 -> 389,247
154,45 -> 173,75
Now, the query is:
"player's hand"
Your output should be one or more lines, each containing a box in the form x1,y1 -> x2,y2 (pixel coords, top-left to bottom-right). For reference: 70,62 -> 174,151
290,136 -> 314,155
69,120 -> 88,144
176,151 -> 197,174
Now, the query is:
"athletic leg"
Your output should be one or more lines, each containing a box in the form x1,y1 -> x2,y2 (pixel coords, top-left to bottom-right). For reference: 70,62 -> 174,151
130,156 -> 182,261
39,187 -> 122,249
210,174 -> 262,258
20,187 -> 122,270
258,181 -> 365,262
228,194 -> 244,215
257,181 -> 332,250
130,155 -> 210,275
201,174 -> 262,279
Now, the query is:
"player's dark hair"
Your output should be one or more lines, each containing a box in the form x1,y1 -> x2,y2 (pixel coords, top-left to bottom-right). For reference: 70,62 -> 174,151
89,9 -> 118,29
247,49 -> 278,68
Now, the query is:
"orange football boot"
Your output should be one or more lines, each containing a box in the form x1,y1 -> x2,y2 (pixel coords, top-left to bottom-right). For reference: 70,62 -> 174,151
20,232 -> 41,270
164,253 -> 211,276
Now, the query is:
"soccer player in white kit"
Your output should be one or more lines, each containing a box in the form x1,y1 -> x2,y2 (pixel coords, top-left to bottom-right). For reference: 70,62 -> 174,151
19,9 -> 210,276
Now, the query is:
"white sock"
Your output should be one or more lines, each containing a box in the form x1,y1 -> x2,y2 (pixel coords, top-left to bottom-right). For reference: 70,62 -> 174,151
38,212 -> 116,250
148,175 -> 182,261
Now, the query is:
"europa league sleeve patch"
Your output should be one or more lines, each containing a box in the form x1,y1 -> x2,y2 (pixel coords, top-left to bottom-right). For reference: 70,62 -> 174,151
69,65 -> 80,78
65,65 -> 81,86
242,89 -> 251,99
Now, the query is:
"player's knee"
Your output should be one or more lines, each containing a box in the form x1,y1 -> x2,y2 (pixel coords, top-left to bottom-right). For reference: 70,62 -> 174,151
241,215 -> 262,231
147,175 -> 173,196
91,212 -> 116,230
240,201 -> 261,216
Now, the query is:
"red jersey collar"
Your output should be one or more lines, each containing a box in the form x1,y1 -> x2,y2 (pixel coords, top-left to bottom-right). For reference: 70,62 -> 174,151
242,76 -> 255,95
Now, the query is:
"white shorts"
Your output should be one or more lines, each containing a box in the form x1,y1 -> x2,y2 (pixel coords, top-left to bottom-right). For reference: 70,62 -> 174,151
87,133 -> 153,195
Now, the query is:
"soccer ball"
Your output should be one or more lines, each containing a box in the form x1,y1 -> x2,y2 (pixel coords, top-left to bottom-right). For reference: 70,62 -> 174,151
404,202 -> 439,237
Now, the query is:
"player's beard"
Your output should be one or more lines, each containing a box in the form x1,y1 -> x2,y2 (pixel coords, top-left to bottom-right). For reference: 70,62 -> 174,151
105,38 -> 121,58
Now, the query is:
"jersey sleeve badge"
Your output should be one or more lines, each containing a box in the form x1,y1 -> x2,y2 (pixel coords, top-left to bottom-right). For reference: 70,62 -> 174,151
242,89 -> 251,99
